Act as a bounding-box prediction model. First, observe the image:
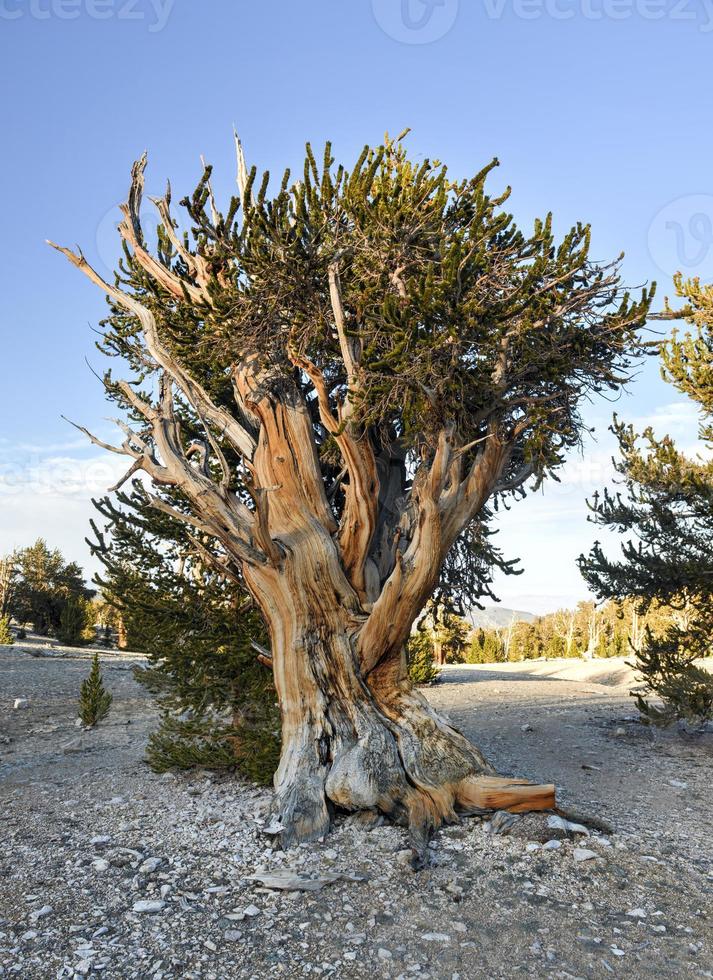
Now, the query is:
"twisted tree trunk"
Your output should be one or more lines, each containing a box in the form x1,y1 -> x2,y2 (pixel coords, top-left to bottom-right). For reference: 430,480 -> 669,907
240,381 -> 555,861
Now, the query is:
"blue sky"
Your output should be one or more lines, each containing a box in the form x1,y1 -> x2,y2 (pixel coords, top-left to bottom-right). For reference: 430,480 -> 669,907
1,0 -> 711,612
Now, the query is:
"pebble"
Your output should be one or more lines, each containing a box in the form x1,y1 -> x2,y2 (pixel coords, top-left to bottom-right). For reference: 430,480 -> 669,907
132,900 -> 166,913
543,839 -> 562,851
139,856 -> 162,873
626,908 -> 647,918
421,933 -> 450,942
573,849 -> 598,863
13,698 -> 29,710
29,905 -> 53,921
91,858 -> 110,872
243,904 -> 261,917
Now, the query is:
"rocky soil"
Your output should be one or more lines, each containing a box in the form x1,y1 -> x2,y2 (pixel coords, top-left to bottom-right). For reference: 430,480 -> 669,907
1,646 -> 712,979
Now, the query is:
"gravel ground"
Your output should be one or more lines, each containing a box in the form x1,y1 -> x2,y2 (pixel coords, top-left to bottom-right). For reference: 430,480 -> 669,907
1,646 -> 712,979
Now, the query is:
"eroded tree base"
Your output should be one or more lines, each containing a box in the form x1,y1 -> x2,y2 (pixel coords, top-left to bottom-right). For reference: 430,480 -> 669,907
268,686 -> 557,868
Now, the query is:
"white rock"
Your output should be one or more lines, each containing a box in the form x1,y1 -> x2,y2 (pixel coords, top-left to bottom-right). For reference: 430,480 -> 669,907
91,859 -> 110,872
377,949 -> 392,959
573,848 -> 598,863
139,857 -> 162,874
243,904 -> 260,917
547,814 -> 589,836
90,835 -> 111,846
626,908 -> 647,918
610,946 -> 626,957
30,905 -> 53,921
132,900 -> 166,913
421,932 -> 450,942
542,839 -> 562,851
668,779 -> 687,789
13,698 -> 29,710
525,842 -> 540,852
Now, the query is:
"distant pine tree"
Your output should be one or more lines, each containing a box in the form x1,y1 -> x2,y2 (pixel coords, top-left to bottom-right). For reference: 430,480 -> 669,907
79,652 -> 113,727
0,615 -> 14,645
58,598 -> 86,646
580,272 -> 713,725
406,631 -> 440,685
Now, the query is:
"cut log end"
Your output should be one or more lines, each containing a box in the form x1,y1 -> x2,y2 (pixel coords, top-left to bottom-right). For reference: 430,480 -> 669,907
456,774 -> 556,815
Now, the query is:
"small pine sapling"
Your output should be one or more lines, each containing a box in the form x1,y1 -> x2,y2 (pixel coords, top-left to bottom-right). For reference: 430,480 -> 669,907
78,652 -> 113,727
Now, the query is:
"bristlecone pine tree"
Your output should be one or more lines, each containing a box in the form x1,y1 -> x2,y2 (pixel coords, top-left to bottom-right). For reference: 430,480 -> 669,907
580,273 -> 713,726
79,652 -> 113,727
51,133 -> 651,860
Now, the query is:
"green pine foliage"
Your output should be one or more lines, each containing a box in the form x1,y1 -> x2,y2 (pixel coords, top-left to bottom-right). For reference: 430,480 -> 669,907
8,540 -> 92,637
82,134 -> 652,618
145,712 -> 281,782
79,652 -> 113,727
90,484 -> 280,783
0,615 -> 14,645
580,272 -> 713,726
58,598 -> 87,646
406,631 -> 440,685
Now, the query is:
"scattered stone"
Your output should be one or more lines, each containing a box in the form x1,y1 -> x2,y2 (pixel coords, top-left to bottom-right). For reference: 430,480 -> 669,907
139,856 -> 162,873
13,698 -> 29,710
488,811 -> 521,836
547,814 -> 589,836
242,904 -> 261,917
29,905 -> 53,921
421,933 -> 450,942
573,849 -> 598,863
542,839 -> 562,851
132,900 -> 166,913
626,908 -> 647,918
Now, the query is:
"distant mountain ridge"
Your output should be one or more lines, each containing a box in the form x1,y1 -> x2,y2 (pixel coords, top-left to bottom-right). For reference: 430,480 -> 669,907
467,605 -> 536,630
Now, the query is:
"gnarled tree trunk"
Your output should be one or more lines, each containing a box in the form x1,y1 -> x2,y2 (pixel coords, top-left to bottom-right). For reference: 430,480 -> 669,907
239,377 -> 555,861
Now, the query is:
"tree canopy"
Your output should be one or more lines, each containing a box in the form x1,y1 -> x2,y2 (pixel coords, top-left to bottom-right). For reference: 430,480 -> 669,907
53,133 -> 651,615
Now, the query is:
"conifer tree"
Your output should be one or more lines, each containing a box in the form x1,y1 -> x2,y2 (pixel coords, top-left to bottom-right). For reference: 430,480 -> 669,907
0,615 -> 14,645
10,539 -> 91,636
406,629 -> 440,685
580,273 -> 713,725
79,652 -> 113,727
53,133 -> 650,858
90,483 -> 280,782
58,598 -> 87,646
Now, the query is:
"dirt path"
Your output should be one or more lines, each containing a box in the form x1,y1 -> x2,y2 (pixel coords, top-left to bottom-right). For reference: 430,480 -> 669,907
1,647 -> 712,979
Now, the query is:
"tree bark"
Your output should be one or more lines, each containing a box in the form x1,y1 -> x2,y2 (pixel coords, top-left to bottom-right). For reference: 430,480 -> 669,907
235,381 -> 555,862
